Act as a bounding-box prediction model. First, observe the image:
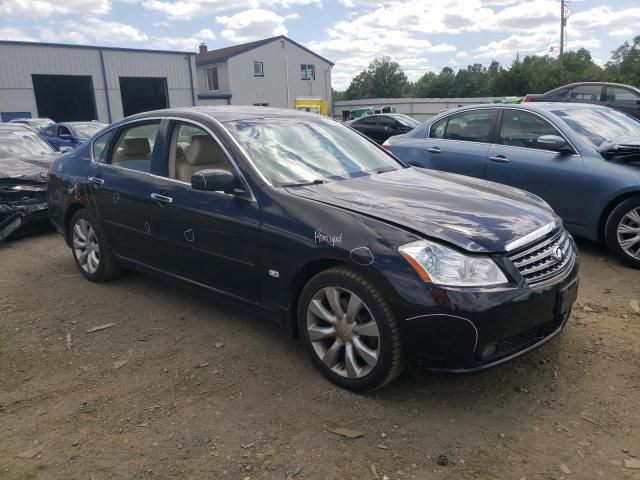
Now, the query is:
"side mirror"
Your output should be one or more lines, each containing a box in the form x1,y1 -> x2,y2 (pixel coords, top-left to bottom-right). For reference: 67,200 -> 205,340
191,169 -> 241,194
59,146 -> 73,153
537,135 -> 571,153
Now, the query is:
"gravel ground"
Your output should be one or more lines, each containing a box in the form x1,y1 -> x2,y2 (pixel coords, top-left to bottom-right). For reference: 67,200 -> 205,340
1,231 -> 639,480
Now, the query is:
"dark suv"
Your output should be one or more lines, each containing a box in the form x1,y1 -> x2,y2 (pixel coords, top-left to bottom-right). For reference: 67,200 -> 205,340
525,82 -> 640,120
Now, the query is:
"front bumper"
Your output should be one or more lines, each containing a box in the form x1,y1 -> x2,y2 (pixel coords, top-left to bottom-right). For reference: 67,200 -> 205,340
395,259 -> 579,372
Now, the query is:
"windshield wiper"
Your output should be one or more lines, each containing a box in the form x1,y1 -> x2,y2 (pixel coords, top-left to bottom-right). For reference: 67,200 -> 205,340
282,179 -> 328,187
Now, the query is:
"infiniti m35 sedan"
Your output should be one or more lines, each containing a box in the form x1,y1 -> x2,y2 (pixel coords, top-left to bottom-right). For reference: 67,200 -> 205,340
48,107 -> 578,391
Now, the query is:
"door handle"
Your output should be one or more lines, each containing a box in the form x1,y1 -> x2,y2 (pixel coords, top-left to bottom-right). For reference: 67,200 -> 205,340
150,193 -> 173,204
489,155 -> 510,163
426,147 -> 441,154
87,176 -> 104,185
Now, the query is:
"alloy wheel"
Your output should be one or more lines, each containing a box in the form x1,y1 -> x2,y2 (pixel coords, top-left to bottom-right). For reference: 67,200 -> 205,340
306,286 -> 380,379
73,219 -> 100,274
617,207 -> 640,261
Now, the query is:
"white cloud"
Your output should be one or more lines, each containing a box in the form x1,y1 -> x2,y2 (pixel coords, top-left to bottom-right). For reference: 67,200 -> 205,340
0,27 -> 36,42
570,6 -> 640,30
137,0 -> 318,21
39,16 -> 148,44
608,28 -> 634,38
152,28 -> 215,51
0,0 -> 110,17
216,9 -> 288,43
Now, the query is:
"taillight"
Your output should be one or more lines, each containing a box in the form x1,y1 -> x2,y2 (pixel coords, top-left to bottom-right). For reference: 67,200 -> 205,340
523,95 -> 532,103
382,140 -> 391,150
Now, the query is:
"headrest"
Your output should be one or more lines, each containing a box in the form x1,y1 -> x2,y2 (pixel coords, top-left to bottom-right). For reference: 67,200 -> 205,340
185,135 -> 225,166
122,137 -> 151,156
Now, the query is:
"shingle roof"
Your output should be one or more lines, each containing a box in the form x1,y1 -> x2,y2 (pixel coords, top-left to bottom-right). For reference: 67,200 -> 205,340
196,35 -> 334,66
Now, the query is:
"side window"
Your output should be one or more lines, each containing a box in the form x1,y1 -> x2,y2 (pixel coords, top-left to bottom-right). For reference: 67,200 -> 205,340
253,61 -> 264,77
378,116 -> 397,127
43,126 -> 56,137
429,117 -> 448,138
92,129 -> 115,163
109,122 -> 160,173
570,84 -> 602,101
206,66 -> 219,91
606,86 -> 640,103
500,110 -> 562,151
169,122 -> 234,183
59,126 -> 72,137
443,110 -> 494,143
301,64 -> 315,80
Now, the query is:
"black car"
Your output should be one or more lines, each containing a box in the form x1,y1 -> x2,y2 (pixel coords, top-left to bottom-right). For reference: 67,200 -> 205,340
348,114 -> 421,144
525,82 -> 640,120
0,124 -> 57,240
48,107 -> 579,391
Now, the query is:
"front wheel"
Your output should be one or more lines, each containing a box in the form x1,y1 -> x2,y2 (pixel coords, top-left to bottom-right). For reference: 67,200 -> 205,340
605,197 -> 640,268
69,209 -> 123,282
297,266 -> 404,391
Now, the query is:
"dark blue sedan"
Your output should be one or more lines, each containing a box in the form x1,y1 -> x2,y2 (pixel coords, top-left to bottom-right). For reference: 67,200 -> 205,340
41,122 -> 107,151
384,103 -> 640,267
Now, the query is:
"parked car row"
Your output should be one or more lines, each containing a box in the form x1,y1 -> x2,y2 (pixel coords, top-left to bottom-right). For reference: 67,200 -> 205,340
384,102 -> 640,267
48,106 -> 579,391
3,117 -> 107,151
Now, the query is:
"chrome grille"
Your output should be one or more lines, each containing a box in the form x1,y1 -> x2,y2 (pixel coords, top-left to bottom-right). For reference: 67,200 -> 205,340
509,229 -> 575,287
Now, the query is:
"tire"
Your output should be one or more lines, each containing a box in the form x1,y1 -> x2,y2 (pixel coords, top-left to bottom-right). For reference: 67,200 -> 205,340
297,266 -> 404,391
605,197 -> 640,268
69,209 -> 123,282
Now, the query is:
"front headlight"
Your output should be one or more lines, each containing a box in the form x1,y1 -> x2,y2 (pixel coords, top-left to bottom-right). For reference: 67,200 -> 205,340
398,240 -> 508,287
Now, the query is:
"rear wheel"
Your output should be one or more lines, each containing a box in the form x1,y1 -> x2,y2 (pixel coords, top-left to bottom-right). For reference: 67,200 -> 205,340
69,209 -> 123,281
297,266 -> 404,391
605,197 -> 640,268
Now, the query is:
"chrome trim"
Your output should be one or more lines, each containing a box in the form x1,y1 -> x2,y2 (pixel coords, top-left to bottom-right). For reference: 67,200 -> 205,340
505,220 -> 558,252
89,115 -> 256,201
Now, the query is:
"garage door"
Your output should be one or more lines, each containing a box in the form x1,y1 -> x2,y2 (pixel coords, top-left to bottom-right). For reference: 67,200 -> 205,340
32,74 -> 97,122
119,77 -> 168,117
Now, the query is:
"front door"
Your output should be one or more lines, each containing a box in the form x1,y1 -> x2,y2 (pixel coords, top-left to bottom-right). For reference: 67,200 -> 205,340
422,109 -> 496,178
486,109 -> 585,227
86,120 -> 162,264
149,120 -> 261,300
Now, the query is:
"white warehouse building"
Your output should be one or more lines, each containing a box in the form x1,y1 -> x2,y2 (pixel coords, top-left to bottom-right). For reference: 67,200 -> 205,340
0,40 -> 197,123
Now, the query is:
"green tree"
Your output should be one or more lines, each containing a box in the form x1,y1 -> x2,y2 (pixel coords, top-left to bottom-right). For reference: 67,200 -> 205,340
605,35 -> 640,87
343,56 -> 408,99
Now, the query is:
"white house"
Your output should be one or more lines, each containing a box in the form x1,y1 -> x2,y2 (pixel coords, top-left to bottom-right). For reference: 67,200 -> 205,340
195,36 -> 333,113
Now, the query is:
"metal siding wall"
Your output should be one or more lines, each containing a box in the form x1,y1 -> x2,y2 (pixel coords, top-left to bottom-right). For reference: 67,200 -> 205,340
0,44 -> 195,122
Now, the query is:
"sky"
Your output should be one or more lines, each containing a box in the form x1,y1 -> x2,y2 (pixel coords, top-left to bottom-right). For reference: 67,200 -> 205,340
0,0 -> 638,90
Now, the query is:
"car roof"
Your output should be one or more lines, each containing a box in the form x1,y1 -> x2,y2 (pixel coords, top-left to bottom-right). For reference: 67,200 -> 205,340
435,102 -> 611,115
121,106 -> 324,124
0,123 -> 31,132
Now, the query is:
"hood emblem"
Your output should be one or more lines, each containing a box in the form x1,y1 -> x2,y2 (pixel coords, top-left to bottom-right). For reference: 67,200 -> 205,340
551,247 -> 564,262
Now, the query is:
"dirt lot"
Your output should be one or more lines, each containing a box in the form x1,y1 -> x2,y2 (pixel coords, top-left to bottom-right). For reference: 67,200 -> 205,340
1,231 -> 639,480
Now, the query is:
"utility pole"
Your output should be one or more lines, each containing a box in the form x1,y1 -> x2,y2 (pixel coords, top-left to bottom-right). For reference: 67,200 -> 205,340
559,0 -> 566,60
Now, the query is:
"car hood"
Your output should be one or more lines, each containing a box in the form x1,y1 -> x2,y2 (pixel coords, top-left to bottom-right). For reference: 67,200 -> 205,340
0,154 -> 57,182
286,168 -> 557,253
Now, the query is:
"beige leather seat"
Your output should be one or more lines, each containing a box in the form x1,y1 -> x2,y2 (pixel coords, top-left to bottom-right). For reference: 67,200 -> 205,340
113,137 -> 151,164
175,135 -> 231,183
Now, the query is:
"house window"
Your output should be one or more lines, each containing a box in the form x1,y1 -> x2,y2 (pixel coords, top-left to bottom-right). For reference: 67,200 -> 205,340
253,61 -> 264,77
206,66 -> 219,91
301,64 -> 315,80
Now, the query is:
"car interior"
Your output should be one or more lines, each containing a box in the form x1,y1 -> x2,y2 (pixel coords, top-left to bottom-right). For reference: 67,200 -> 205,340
170,124 -> 233,183
500,112 -> 559,150
110,123 -> 159,173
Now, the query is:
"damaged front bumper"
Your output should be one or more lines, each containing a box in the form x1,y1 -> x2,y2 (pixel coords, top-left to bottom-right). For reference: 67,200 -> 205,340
0,178 -> 49,241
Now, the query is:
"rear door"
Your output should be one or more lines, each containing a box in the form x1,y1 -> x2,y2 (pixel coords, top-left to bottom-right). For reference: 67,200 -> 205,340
421,108 -> 496,178
86,120 -> 162,264
486,108 -> 585,226
57,125 -> 76,150
148,119 -> 261,300
603,85 -> 640,119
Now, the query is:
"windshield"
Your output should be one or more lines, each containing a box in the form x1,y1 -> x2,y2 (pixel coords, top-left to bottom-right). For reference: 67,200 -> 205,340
552,107 -> 640,147
225,117 -> 403,186
74,123 -> 105,138
0,131 -> 55,159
